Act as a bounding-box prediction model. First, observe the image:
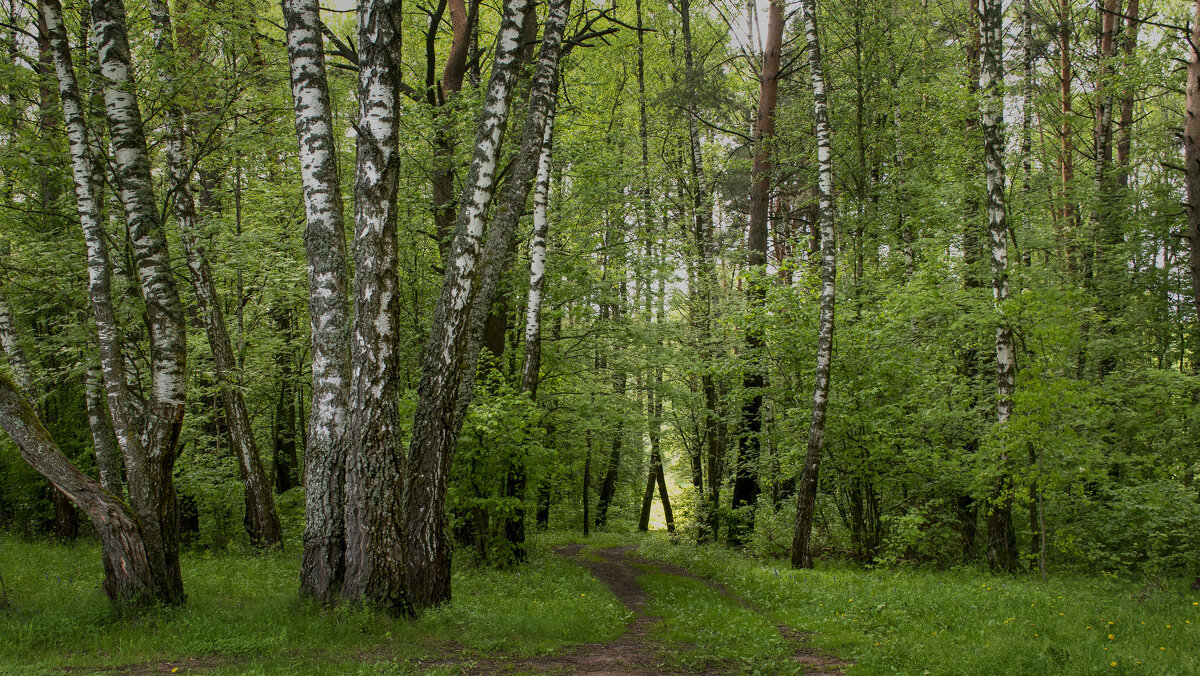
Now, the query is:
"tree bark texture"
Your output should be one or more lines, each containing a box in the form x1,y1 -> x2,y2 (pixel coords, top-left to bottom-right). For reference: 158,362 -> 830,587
150,0 -> 281,551
1186,0 -> 1200,355
341,0 -> 409,615
731,0 -> 785,546
980,0 -> 1020,573
405,0 -> 535,609
791,0 -> 836,569
281,0 -> 352,603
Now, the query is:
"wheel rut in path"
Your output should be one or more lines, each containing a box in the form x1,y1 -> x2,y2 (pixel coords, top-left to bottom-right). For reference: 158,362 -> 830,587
472,544 -> 848,675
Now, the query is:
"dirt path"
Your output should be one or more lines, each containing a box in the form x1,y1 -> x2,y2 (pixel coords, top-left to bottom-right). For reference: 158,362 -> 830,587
470,544 -> 849,675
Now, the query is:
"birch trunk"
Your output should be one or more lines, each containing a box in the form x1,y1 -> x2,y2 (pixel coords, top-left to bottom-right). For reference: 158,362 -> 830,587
1092,0 -> 1120,376
341,0 -> 409,614
731,0 -> 785,546
404,0 -> 535,609
86,362 -> 122,495
791,0 -> 837,569
43,0 -> 180,604
281,0 -> 352,603
92,0 -> 189,604
1116,0 -> 1139,181
980,0 -> 1020,573
150,0 -> 282,551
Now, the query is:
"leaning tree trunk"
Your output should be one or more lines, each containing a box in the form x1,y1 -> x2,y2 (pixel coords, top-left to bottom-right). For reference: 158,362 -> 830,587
44,0 -> 182,604
980,0 -> 1020,573
281,0 -> 352,604
150,0 -> 282,551
731,0 -> 785,546
340,0 -> 409,615
0,374 -> 155,604
404,0 -> 536,609
791,0 -> 837,569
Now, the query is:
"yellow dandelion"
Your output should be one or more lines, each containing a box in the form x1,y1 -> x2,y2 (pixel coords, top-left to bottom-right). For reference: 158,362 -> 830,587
1110,662 -> 1117,667
1108,634 -> 1115,640
1167,624 -> 1172,629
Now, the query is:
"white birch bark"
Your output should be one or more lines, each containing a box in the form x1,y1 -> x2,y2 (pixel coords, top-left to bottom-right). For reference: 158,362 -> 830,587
281,0 -> 352,603
149,0 -> 281,550
980,0 -> 1019,572
520,110 -> 555,398
91,0 -> 187,603
405,0 -> 534,608
341,0 -> 409,614
791,0 -> 837,569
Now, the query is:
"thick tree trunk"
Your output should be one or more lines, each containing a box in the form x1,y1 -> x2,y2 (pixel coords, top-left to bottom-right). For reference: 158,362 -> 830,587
341,0 -> 409,615
731,0 -> 784,546
281,0 -> 352,604
45,0 -> 183,604
980,0 -> 1020,574
0,374 -> 156,604
405,0 -> 536,609
791,0 -> 836,569
150,0 -> 281,551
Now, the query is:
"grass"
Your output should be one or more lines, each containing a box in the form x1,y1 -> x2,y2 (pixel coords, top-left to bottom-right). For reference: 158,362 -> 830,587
0,535 -> 626,675
634,535 -> 1200,676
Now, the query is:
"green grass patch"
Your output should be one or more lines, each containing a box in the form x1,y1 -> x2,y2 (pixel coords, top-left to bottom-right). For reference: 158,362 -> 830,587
635,535 -> 1200,675
0,535 -> 626,675
639,571 -> 794,674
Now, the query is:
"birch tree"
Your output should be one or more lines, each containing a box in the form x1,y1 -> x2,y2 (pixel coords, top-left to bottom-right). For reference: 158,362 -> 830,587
150,0 -> 281,551
281,0 -> 352,603
791,0 -> 837,569
341,0 -> 409,614
979,0 -> 1020,573
405,0 -> 536,607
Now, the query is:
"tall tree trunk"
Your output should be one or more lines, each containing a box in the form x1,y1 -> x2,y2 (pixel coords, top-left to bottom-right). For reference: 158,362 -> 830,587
150,0 -> 281,551
981,0 -> 1020,573
510,102 -> 557,560
1186,0 -> 1200,354
1059,0 -> 1077,270
1092,0 -> 1121,376
405,0 -> 536,609
341,0 -> 409,615
50,0 -> 186,604
678,0 -> 720,544
731,0 -> 785,546
791,0 -> 837,569
272,310 -> 299,494
281,0 -> 352,604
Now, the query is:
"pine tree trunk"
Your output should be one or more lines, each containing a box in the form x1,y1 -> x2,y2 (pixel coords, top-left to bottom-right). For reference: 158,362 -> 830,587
791,0 -> 836,569
405,0 -> 536,608
980,0 -> 1020,574
731,0 -> 784,546
281,0 -> 352,604
150,0 -> 282,551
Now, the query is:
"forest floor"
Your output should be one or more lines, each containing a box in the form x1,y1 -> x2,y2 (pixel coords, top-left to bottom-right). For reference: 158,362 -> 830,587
1,532 -> 1198,675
